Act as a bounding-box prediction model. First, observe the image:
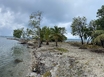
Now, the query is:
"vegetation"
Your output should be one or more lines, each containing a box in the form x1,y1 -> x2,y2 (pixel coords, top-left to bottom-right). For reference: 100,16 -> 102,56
70,5 -> 104,48
55,47 -> 68,52
71,16 -> 87,45
13,28 -> 23,38
13,4 -> 104,48
50,26 -> 66,46
43,71 -> 51,77
29,11 -> 42,47
43,26 -> 51,45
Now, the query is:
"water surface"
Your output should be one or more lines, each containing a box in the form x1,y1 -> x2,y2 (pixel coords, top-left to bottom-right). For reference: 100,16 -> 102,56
0,37 -> 31,77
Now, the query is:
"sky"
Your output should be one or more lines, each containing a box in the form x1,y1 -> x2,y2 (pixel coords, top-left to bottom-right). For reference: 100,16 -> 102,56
0,0 -> 104,39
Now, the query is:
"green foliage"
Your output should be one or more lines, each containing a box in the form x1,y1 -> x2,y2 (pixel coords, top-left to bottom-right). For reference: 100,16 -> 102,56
21,28 -> 33,39
50,26 -> 66,46
43,71 -> 51,77
29,11 -> 42,29
13,29 -> 23,38
97,5 -> 104,17
29,11 -> 42,47
96,5 -> 104,29
94,34 -> 104,43
55,48 -> 68,52
86,45 -> 101,49
71,16 -> 87,44
92,30 -> 104,38
43,26 -> 51,45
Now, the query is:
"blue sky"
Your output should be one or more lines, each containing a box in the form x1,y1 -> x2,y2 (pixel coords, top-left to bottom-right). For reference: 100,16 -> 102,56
0,0 -> 104,39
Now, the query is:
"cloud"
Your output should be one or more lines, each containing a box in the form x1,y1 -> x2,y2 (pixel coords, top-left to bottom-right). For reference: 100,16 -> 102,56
0,0 -> 104,38
0,7 -> 25,36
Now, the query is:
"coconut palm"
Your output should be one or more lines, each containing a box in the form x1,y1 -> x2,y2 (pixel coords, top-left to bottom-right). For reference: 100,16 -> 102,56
43,26 -> 51,45
50,26 -> 66,47
93,30 -> 104,47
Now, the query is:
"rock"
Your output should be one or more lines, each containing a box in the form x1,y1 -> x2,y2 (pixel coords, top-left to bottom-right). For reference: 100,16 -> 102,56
28,72 -> 37,77
14,59 -> 23,63
33,68 -> 37,72
19,39 -> 27,44
27,39 -> 37,46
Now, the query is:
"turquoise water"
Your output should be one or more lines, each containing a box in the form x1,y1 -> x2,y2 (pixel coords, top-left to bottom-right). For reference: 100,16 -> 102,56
0,37 -> 31,77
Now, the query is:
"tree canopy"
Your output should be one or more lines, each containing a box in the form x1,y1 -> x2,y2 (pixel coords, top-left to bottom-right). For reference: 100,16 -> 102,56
13,29 -> 23,38
71,16 -> 87,44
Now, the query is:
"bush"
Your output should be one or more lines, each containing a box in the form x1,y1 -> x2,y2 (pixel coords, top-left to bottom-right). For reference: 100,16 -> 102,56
68,42 -> 82,47
79,45 -> 87,49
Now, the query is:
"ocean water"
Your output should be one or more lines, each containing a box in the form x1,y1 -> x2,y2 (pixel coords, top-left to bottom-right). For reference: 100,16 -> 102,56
65,39 -> 81,42
0,37 -> 31,77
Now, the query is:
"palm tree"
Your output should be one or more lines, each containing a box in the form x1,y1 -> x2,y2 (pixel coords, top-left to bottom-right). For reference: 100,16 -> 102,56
50,26 -> 66,47
93,30 -> 104,47
43,26 -> 51,45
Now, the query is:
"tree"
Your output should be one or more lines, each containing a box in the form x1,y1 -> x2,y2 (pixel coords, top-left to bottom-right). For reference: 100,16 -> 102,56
94,34 -> 104,47
96,5 -> 104,30
13,29 -> 23,38
43,26 -> 51,45
29,11 -> 42,47
51,26 -> 66,47
91,5 -> 104,47
85,20 -> 97,44
71,16 -> 87,44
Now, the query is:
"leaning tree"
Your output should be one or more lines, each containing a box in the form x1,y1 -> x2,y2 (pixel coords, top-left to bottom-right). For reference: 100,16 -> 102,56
29,11 -> 42,47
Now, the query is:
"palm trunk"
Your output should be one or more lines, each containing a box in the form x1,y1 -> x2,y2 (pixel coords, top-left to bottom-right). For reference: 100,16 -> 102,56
55,39 -> 58,47
46,41 -> 49,45
101,40 -> 104,48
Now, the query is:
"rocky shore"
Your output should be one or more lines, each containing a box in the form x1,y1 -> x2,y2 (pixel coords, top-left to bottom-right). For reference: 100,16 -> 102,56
26,42 -> 104,77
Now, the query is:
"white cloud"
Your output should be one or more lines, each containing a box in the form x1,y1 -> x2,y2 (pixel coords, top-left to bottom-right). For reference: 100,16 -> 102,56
0,0 -> 104,37
0,7 -> 26,36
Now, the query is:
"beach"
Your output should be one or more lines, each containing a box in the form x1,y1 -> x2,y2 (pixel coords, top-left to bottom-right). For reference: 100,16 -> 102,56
27,42 -> 104,77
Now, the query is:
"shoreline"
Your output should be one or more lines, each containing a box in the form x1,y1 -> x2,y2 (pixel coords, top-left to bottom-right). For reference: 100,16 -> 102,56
26,42 -> 104,77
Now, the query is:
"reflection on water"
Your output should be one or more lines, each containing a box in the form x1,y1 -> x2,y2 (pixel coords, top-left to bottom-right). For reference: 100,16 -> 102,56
0,37 -> 31,77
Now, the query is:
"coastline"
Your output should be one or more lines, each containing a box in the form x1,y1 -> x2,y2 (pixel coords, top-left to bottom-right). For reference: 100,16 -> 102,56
26,42 -> 104,77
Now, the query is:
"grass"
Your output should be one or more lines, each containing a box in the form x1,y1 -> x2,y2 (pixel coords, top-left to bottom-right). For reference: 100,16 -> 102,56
55,47 -> 68,52
68,42 -> 82,47
43,71 -> 51,77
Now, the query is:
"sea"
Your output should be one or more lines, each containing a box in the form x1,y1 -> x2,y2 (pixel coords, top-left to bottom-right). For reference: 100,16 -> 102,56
0,37 -> 31,77
65,39 -> 81,42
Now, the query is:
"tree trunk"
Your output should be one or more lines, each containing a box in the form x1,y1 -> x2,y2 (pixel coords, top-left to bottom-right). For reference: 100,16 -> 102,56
46,41 -> 49,45
55,40 -> 58,47
38,38 -> 41,48
80,36 -> 84,45
41,41 -> 43,44
101,40 -> 104,48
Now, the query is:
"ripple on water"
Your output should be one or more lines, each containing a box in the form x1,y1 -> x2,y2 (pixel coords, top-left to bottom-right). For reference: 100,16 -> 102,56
0,37 -> 31,77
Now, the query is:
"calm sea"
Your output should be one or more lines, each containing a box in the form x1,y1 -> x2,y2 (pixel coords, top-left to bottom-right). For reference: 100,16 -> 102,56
0,37 -> 31,77
65,39 -> 81,42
